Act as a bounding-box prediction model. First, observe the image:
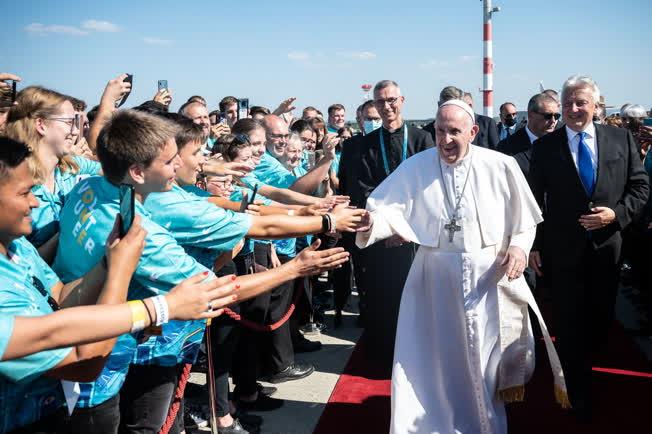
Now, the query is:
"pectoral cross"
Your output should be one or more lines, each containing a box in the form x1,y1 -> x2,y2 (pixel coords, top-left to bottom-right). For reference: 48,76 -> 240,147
444,218 -> 461,242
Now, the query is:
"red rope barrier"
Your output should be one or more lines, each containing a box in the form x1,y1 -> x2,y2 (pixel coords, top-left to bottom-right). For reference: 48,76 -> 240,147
158,363 -> 192,434
158,288 -> 303,433
222,286 -> 302,332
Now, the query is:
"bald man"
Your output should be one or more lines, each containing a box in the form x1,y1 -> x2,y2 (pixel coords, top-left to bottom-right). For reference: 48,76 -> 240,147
357,100 -> 565,434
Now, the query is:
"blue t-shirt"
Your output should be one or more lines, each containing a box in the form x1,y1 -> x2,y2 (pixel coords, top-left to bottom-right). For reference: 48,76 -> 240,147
29,156 -> 102,248
146,185 -> 251,363
0,237 -> 70,432
52,177 -> 212,408
253,151 -> 297,188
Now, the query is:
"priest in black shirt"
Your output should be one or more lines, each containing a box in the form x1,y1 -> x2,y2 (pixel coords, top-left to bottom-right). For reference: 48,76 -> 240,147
348,80 -> 434,367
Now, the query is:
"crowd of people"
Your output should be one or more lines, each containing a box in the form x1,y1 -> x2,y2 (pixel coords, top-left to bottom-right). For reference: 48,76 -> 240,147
0,70 -> 650,434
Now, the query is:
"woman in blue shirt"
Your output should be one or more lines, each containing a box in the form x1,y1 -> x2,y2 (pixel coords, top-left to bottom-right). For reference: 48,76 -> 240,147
5,86 -> 102,255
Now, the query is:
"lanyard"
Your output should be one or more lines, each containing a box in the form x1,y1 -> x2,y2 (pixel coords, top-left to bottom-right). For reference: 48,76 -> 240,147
379,125 -> 408,176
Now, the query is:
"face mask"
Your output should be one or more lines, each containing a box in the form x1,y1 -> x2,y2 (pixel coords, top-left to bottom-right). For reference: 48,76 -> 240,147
504,117 -> 517,127
363,119 -> 382,134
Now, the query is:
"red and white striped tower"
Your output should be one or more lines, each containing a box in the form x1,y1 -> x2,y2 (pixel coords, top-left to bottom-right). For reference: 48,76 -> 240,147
482,0 -> 500,118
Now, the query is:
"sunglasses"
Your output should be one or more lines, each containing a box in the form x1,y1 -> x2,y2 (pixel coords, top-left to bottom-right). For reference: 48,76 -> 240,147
31,275 -> 60,311
534,111 -> 561,121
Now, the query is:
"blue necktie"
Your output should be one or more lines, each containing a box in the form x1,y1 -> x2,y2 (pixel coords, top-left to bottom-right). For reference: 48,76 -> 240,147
577,131 -> 595,196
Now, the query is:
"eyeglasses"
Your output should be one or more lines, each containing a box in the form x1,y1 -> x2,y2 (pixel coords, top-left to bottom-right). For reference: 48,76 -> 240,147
31,275 -> 60,312
534,111 -> 561,121
268,133 -> 290,141
374,97 -> 400,107
503,113 -> 518,118
47,114 -> 81,133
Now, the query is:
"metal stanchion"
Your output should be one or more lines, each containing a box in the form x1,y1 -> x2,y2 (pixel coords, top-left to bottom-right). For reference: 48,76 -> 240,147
204,319 -> 219,434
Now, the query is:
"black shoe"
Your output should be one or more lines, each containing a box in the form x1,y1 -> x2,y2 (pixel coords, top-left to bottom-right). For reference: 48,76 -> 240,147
334,311 -> 343,328
294,337 -> 322,353
266,362 -> 315,383
217,418 -> 251,434
257,382 -> 277,397
237,394 -> 285,412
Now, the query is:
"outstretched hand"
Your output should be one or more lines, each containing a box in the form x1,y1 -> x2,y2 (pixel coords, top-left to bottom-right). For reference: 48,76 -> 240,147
166,273 -> 239,320
290,239 -> 350,277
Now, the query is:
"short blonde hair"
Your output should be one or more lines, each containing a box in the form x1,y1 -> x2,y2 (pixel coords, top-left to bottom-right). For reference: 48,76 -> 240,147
4,86 -> 79,183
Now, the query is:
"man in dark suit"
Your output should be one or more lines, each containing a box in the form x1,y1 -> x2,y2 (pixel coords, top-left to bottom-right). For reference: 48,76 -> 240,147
422,87 -> 499,150
528,75 -> 649,419
498,93 -> 561,176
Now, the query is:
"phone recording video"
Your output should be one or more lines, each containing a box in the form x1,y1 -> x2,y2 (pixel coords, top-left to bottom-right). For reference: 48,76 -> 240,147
248,185 -> 258,205
239,191 -> 249,213
119,184 -> 135,237
158,80 -> 168,92
237,98 -> 249,120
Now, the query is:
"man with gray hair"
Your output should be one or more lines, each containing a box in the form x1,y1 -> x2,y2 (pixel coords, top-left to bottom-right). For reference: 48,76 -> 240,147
357,99 -> 565,434
423,85 -> 499,149
354,79 -> 434,365
498,93 -> 561,176
529,74 -> 649,420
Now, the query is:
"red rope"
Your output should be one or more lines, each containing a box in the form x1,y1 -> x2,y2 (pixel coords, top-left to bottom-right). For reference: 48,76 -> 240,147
158,288 -> 303,433
158,363 -> 192,434
222,285 -> 302,332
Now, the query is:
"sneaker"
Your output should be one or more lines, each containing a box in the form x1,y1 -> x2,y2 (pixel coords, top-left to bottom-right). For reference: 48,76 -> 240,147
184,402 -> 209,429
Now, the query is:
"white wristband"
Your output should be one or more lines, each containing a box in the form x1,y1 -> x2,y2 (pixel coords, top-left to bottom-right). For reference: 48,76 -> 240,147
151,295 -> 169,326
327,213 -> 337,234
288,209 -> 295,216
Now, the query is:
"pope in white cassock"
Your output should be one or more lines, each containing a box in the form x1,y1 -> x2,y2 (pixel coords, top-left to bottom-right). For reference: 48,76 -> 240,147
356,100 -> 569,434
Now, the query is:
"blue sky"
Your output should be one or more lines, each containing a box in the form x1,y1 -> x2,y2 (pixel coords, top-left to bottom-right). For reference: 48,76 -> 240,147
3,0 -> 650,119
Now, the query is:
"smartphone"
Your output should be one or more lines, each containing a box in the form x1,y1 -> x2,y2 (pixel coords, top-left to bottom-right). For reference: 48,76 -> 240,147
238,191 -> 249,213
158,80 -> 168,92
248,185 -> 258,205
119,184 -> 135,237
643,118 -> 652,127
237,98 -> 249,120
116,74 -> 133,108
11,81 -> 17,103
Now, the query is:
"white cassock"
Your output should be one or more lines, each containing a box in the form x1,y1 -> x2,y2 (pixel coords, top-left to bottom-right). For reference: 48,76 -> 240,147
357,145 -> 568,434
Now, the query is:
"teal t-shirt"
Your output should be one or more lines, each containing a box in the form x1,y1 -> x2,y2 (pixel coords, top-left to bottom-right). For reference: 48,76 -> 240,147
253,151 -> 297,188
0,237 -> 70,432
146,185 -> 251,363
29,156 -> 102,248
52,176 -> 212,408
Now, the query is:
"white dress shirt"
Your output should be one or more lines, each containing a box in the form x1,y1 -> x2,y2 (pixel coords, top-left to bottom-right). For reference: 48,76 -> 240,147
565,123 -> 598,174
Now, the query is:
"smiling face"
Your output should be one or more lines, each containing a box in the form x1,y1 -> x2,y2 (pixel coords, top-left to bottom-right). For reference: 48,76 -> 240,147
0,160 -> 40,241
280,139 -> 303,170
176,140 -> 205,186
232,145 -> 254,169
248,128 -> 266,166
138,138 -> 181,195
42,100 -> 80,158
328,109 -> 346,129
435,105 -> 479,164
374,85 -> 404,126
206,174 -> 234,198
562,87 -> 596,132
265,118 -> 289,159
185,103 -> 211,136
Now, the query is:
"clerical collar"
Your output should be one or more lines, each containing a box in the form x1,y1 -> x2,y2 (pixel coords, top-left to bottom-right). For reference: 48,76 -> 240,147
383,122 -> 404,134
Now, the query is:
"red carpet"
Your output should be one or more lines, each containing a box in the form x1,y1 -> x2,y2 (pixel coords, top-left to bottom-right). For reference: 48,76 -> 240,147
314,326 -> 651,434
